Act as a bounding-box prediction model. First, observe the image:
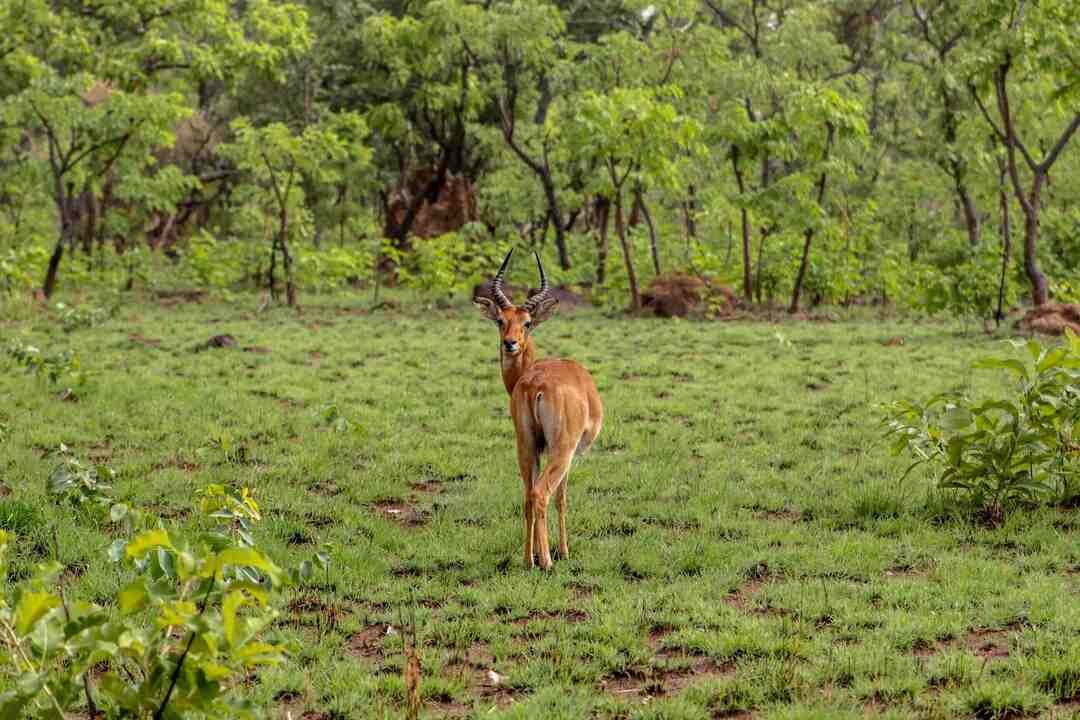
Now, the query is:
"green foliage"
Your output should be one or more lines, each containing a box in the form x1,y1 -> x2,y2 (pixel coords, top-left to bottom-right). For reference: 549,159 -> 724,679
53,301 -> 114,332
5,342 -> 87,388
46,445 -> 114,509
884,331 -> 1080,520
0,489 -> 289,719
391,227 -> 507,297
0,247 -> 49,294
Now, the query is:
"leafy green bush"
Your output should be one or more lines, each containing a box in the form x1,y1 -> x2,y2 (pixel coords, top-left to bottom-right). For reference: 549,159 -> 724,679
6,342 -> 88,388
46,445 -> 115,509
883,331 -> 1079,521
53,301 -> 114,332
0,490 -> 290,718
0,247 -> 49,295
392,225 -> 507,297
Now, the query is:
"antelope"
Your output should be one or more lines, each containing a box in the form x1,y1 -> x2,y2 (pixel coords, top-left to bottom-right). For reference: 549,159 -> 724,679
474,249 -> 603,570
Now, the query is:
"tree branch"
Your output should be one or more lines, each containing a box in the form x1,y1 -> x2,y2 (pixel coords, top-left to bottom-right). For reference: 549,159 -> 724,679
1038,113 -> 1080,174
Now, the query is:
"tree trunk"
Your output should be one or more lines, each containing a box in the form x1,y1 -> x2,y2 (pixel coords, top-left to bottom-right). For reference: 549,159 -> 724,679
731,147 -> 753,301
43,199 -> 77,299
595,196 -> 610,285
268,232 -> 279,302
635,186 -> 660,275
613,189 -> 640,311
684,184 -> 697,239
279,211 -> 296,308
954,173 -> 981,247
43,235 -> 66,299
790,123 -> 835,314
790,227 -> 816,314
1021,177 -> 1048,307
995,163 -> 1012,325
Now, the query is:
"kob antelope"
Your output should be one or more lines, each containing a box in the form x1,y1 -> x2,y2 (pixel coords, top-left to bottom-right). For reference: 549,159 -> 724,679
474,249 -> 603,570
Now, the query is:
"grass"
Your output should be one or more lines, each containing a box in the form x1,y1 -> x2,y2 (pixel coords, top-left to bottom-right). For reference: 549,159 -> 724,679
1,294 -> 1079,719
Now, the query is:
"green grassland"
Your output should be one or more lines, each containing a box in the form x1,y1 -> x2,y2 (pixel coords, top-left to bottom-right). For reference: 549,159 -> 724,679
1,296 -> 1079,719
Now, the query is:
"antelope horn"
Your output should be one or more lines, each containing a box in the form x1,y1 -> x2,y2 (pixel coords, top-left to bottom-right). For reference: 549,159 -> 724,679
523,251 -> 550,313
491,248 -> 514,309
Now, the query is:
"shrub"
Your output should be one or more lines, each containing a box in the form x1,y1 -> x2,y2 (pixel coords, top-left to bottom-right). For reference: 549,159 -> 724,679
883,330 -> 1079,522
0,490 -> 291,718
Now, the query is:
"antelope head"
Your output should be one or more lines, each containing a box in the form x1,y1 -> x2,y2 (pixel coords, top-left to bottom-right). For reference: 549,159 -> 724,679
474,249 -> 559,357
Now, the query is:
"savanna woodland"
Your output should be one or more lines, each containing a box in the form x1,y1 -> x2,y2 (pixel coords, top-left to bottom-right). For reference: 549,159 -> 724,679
1,1 -> 1079,719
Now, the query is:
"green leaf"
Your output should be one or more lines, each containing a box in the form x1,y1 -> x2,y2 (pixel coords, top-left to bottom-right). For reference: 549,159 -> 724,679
118,581 -> 149,614
206,547 -> 281,581
125,529 -> 173,559
14,590 -> 60,635
942,406 -> 974,431
222,590 -> 247,647
973,358 -> 1029,380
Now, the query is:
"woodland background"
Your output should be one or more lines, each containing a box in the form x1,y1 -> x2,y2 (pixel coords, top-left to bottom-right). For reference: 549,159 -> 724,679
1,0 -> 1078,319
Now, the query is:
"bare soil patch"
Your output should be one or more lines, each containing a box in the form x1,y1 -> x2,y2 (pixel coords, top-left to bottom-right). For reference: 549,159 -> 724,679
963,624 -> 1022,660
513,609 -> 589,626
910,623 -> 1021,659
601,656 -> 735,699
371,499 -> 430,527
1017,303 -> 1080,336
346,624 -> 394,660
754,509 -> 802,522
128,333 -> 162,347
193,334 -> 236,352
155,288 -> 205,305
307,479 -> 340,497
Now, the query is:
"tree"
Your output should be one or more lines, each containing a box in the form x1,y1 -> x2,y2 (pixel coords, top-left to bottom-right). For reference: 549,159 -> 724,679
966,0 -> 1080,307
562,86 -> 702,309
2,0 -> 311,298
220,115 -> 370,308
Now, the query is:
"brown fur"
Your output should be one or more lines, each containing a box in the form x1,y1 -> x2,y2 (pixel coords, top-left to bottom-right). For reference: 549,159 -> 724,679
474,297 -> 603,569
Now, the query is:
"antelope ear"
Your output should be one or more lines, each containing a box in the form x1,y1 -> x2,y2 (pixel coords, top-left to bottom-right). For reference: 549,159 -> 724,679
473,297 -> 501,322
528,295 -> 559,325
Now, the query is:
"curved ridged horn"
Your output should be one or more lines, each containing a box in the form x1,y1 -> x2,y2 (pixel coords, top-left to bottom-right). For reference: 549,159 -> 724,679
522,251 -> 550,313
491,248 -> 514,309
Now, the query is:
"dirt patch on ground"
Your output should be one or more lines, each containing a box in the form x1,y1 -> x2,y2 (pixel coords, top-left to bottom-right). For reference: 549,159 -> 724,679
754,509 -> 802,522
884,565 -> 928,578
274,689 -> 305,719
963,624 -> 1022,660
566,581 -> 597,599
601,656 -> 735,699
441,642 -> 521,712
1017,303 -> 1080,336
371,499 -> 430,527
192,334 -> 236,352
513,609 -> 589,626
307,480 -> 340,496
346,624 -> 395,660
911,623 -> 1022,659
155,288 -> 205,305
128,333 -> 162,347
153,456 -> 200,473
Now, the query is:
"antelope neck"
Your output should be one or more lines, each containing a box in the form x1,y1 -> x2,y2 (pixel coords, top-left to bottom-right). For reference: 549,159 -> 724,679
500,336 -> 536,395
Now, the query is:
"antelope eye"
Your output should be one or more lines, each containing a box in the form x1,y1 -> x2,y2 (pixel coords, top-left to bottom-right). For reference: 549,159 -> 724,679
524,321 -> 532,329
